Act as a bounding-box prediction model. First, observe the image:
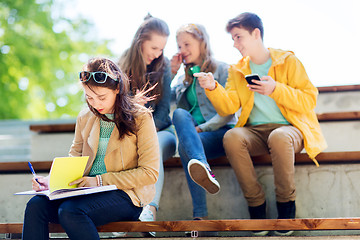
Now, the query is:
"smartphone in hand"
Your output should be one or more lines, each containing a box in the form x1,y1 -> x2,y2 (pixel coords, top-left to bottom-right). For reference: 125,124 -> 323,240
245,74 -> 261,85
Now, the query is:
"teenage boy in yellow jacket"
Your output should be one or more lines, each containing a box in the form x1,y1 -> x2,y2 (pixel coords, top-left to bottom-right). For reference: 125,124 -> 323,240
195,12 -> 327,236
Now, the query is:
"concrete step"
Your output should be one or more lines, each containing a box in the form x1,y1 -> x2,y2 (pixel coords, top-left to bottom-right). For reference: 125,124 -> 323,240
316,91 -> 360,113
0,154 -> 31,162
320,121 -> 360,152
0,145 -> 30,155
0,123 -> 30,134
0,121 -> 32,163
0,134 -> 31,144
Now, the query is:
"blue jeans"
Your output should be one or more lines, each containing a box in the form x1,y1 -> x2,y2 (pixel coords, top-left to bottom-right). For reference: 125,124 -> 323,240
172,108 -> 230,218
149,129 -> 177,210
22,190 -> 142,240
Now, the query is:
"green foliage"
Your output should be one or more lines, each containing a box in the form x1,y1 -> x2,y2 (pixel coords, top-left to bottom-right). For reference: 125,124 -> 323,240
0,0 -> 113,119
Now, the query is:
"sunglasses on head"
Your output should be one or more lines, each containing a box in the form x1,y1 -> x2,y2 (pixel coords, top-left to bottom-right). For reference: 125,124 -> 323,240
79,71 -> 119,83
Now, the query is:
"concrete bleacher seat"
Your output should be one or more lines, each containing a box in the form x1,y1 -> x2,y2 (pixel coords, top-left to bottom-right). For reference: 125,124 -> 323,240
0,121 -> 31,163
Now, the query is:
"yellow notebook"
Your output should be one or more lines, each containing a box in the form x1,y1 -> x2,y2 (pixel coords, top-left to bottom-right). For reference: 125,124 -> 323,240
14,156 -> 118,200
15,156 -> 118,200
49,156 -> 89,192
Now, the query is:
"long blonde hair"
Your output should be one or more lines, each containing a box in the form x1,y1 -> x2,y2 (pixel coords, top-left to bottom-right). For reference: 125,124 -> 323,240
176,23 -> 217,85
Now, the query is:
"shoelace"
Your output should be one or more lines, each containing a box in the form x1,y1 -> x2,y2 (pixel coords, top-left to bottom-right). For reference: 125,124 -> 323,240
206,166 -> 216,179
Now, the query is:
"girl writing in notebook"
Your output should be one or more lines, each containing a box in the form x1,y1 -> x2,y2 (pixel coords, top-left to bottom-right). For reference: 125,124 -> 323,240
22,57 -> 160,240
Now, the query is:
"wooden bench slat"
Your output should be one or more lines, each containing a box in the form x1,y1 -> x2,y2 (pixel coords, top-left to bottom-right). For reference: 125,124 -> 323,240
0,223 -> 23,234
0,161 -> 52,173
96,218 -> 360,232
29,123 -> 75,133
2,151 -> 360,173
317,111 -> 360,122
318,84 -> 360,93
2,218 -> 360,233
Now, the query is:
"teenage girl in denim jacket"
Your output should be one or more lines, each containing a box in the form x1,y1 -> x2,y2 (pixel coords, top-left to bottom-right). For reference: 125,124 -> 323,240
171,23 -> 236,223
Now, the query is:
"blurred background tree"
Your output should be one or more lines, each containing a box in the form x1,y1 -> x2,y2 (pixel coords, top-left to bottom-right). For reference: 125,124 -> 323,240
0,0 -> 113,120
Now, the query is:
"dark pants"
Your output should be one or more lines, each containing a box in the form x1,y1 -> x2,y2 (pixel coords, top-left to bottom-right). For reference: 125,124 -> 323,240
22,190 -> 142,240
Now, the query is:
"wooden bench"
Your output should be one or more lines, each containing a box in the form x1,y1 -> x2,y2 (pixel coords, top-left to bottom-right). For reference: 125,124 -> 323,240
2,218 -> 360,235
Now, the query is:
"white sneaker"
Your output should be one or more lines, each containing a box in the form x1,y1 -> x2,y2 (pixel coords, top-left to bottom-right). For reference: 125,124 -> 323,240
139,205 -> 156,237
188,159 -> 220,194
274,230 -> 294,236
252,230 -> 269,236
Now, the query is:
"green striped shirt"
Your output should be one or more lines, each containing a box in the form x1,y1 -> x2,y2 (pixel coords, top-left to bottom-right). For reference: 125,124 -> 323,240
89,114 -> 115,176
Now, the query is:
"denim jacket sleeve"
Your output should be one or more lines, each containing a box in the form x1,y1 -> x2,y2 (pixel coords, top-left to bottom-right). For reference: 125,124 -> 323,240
153,62 -> 172,131
198,114 -> 234,132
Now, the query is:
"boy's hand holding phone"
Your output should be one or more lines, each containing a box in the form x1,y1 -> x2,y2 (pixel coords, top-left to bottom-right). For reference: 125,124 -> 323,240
245,74 -> 261,85
246,74 -> 276,96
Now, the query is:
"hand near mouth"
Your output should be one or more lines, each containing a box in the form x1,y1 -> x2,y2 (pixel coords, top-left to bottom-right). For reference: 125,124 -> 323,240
170,53 -> 183,75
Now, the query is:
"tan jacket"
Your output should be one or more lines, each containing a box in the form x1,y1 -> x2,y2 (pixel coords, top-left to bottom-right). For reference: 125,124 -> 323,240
69,108 -> 160,207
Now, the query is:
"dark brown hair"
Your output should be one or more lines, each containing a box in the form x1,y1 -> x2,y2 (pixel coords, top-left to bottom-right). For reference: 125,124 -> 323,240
226,12 -> 264,40
81,57 -> 147,139
119,14 -> 169,103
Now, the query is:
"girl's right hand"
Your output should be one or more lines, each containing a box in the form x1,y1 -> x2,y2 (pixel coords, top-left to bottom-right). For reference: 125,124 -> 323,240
170,53 -> 182,75
32,175 -> 49,192
194,72 -> 216,91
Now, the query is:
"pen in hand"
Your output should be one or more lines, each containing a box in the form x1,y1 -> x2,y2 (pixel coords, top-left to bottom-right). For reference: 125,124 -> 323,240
28,161 -> 40,184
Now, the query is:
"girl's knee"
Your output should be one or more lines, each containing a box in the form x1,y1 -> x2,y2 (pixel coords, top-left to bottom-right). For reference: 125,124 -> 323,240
57,201 -> 80,223
172,108 -> 188,123
57,205 -> 79,227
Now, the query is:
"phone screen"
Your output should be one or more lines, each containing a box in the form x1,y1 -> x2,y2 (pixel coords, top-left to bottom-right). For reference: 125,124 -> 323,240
245,74 -> 261,85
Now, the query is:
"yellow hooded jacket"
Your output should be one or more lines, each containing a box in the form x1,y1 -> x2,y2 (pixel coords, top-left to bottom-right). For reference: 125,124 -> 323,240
205,48 -> 327,165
